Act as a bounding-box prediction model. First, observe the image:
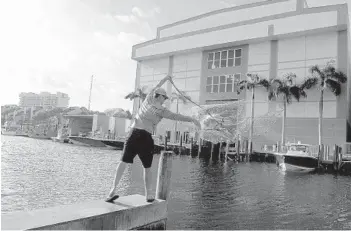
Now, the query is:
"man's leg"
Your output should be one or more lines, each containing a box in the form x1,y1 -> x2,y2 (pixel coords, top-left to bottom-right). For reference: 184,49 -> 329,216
143,167 -> 153,201
107,161 -> 127,197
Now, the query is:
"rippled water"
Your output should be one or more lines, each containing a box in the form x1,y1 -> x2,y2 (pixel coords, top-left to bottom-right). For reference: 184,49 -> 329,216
2,135 -> 351,229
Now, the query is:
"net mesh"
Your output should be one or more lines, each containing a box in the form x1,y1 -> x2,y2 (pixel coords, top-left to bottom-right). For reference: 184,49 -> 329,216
190,100 -> 283,143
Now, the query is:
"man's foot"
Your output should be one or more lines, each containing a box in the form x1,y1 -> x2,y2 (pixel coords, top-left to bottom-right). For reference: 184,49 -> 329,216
105,194 -> 119,203
146,195 -> 155,203
105,190 -> 119,203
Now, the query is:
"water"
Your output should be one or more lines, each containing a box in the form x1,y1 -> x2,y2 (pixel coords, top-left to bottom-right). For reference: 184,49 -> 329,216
2,135 -> 351,230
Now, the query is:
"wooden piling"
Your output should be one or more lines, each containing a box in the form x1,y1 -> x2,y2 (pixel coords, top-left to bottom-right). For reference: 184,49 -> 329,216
318,144 -> 324,167
219,141 -> 223,158
333,144 -> 338,171
338,146 -> 342,171
190,137 -> 194,156
225,140 -> 229,161
156,151 -> 173,200
197,138 -> 202,157
179,135 -> 183,155
164,135 -> 168,151
236,140 -> 241,162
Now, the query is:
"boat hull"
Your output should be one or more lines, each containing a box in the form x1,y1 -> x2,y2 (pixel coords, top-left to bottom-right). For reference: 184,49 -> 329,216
68,136 -> 107,147
281,163 -> 315,173
275,154 -> 318,173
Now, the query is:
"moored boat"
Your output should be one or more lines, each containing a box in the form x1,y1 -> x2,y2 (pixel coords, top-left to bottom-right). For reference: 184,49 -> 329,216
275,142 -> 318,173
68,136 -> 107,147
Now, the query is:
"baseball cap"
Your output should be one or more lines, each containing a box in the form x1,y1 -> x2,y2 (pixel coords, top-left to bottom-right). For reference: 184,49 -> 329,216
155,88 -> 169,99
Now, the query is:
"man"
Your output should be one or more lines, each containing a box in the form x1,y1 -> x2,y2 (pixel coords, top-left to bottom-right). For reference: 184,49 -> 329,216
106,75 -> 201,203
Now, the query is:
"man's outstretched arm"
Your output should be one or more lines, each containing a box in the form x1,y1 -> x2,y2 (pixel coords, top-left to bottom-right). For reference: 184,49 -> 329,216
157,107 -> 201,129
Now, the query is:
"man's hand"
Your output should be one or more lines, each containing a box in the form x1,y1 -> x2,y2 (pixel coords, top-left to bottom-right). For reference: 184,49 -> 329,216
165,75 -> 173,82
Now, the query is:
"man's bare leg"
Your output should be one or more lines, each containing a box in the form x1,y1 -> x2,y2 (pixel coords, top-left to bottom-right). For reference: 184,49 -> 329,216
144,167 -> 154,201
107,161 -> 127,197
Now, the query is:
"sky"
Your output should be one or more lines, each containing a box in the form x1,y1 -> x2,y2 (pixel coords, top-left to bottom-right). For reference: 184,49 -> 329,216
0,0 -> 350,112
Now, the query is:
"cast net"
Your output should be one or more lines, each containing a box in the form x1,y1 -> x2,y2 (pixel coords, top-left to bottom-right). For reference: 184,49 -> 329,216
189,100 -> 283,143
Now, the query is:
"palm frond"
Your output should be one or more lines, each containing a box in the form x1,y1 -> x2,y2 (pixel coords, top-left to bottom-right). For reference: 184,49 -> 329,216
270,79 -> 283,87
325,79 -> 341,96
301,77 -> 318,90
310,65 -> 326,82
329,69 -> 347,84
237,80 -> 248,94
258,79 -> 270,90
289,86 -> 304,102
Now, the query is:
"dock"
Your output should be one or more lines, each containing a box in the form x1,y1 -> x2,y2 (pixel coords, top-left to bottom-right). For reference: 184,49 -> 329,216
1,195 -> 167,230
2,151 -> 174,230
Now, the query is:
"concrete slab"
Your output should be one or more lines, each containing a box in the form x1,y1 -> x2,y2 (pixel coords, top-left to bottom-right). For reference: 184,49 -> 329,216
2,194 -> 167,230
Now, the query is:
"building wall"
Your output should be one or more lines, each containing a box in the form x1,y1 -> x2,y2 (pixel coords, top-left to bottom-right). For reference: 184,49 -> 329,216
92,114 -> 110,135
19,92 -> 70,108
68,118 -> 93,136
134,9 -> 340,59
158,0 -> 296,38
109,117 -> 129,138
249,31 -> 349,149
132,1 -> 350,145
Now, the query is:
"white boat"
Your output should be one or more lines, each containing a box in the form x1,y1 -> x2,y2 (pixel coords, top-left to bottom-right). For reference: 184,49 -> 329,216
275,142 -> 318,173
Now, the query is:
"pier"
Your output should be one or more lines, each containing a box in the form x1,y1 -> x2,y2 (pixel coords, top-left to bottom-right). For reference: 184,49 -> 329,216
2,151 -> 174,230
1,195 -> 167,230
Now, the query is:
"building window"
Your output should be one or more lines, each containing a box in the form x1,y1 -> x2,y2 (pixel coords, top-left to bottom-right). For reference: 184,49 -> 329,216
206,74 -> 241,93
207,48 -> 242,69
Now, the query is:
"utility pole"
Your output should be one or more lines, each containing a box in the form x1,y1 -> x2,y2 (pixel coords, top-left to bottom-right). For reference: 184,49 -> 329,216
88,75 -> 94,110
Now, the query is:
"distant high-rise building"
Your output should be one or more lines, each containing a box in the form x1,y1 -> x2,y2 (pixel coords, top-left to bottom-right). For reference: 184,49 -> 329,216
19,91 -> 70,108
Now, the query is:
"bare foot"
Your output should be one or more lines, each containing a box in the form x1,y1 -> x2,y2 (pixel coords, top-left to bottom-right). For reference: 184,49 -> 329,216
146,194 -> 155,203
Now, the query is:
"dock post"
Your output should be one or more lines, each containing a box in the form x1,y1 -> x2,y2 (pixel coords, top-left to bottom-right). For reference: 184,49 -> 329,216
190,137 -> 194,156
225,140 -> 229,161
197,138 -> 202,157
318,144 -> 324,167
338,145 -> 343,171
246,140 -> 250,162
236,140 -> 241,163
164,135 -> 168,151
156,151 -> 173,201
219,141 -> 223,159
333,144 -> 338,171
179,135 -> 183,155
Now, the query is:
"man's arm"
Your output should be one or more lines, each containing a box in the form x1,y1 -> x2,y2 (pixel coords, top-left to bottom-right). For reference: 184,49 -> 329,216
144,75 -> 172,102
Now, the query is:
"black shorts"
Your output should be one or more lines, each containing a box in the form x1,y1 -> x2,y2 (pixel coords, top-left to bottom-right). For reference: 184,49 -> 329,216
120,128 -> 155,168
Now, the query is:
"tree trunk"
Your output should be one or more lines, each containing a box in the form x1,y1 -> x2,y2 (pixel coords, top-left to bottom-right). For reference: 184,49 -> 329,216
249,87 -> 255,154
281,97 -> 287,146
318,89 -> 324,146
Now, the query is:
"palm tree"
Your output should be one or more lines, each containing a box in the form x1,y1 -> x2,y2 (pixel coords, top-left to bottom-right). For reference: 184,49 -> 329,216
268,73 -> 307,146
125,86 -> 148,110
237,73 -> 270,154
170,91 -> 191,142
300,60 -> 347,146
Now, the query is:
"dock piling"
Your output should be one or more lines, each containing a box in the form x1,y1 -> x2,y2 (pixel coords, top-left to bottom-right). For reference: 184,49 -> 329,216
156,151 -> 173,201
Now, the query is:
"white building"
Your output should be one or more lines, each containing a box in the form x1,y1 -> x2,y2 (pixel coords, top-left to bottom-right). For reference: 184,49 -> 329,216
19,91 -> 70,109
131,0 -> 351,148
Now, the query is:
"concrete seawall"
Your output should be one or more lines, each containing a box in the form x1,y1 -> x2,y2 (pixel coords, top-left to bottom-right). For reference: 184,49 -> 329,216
1,194 -> 167,230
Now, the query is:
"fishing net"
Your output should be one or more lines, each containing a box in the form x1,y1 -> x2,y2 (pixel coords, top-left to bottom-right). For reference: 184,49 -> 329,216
189,100 -> 283,143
